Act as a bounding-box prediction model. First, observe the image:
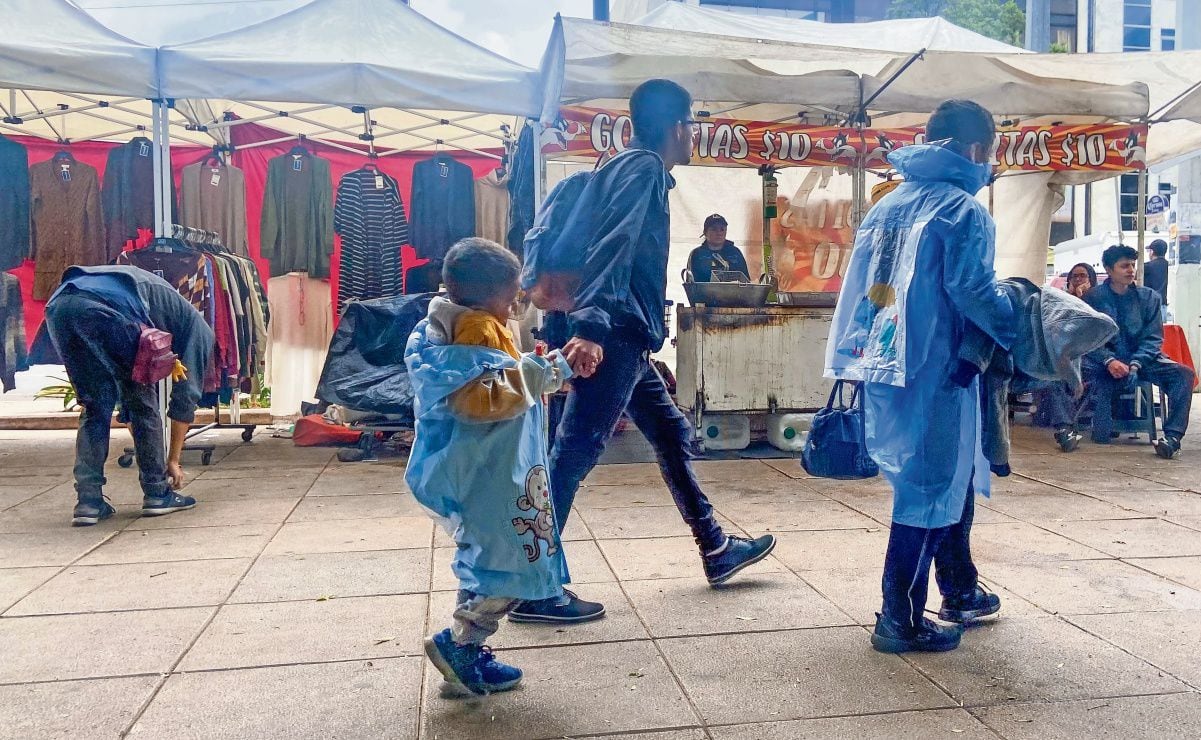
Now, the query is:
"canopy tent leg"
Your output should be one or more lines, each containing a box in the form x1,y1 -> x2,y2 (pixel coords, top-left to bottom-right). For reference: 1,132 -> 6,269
1136,165 -> 1148,284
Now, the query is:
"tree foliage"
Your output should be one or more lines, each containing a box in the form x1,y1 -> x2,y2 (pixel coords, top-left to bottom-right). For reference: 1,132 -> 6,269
888,0 -> 1026,46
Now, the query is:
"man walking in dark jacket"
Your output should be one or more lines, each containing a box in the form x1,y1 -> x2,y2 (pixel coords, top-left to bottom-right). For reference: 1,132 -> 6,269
510,80 -> 776,624
1085,245 -> 1194,459
1143,239 -> 1169,316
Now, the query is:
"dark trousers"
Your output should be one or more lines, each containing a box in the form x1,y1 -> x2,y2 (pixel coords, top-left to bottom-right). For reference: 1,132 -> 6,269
1088,360 -> 1194,441
45,293 -> 170,502
549,331 -> 725,553
881,486 -> 979,629
1035,383 -> 1078,429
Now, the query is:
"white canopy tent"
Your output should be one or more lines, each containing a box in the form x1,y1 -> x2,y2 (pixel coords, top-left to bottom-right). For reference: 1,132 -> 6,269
539,12 -> 1150,128
0,0 -> 543,230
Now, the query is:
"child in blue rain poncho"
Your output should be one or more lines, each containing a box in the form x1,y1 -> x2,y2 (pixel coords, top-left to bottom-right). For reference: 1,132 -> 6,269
406,239 -> 572,697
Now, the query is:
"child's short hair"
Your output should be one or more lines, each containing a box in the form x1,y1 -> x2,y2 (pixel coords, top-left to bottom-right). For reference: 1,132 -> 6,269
442,238 -> 521,307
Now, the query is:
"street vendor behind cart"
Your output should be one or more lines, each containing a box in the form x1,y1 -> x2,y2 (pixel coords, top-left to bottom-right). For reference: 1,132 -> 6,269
687,213 -> 749,282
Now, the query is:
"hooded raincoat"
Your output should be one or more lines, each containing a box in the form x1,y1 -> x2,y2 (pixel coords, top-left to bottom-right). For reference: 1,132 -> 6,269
826,144 -> 1015,529
405,300 -> 572,601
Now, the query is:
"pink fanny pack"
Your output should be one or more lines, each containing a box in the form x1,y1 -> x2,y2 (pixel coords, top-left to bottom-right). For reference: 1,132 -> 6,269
131,326 -> 178,385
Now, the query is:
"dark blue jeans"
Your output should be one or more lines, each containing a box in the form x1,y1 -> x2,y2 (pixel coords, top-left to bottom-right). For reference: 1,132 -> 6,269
881,484 -> 978,629
45,292 -> 170,502
548,331 -> 725,553
1088,359 -> 1194,441
1035,383 -> 1078,429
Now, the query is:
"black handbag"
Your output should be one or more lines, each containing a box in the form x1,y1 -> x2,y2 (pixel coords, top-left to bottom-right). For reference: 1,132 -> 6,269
801,380 -> 879,480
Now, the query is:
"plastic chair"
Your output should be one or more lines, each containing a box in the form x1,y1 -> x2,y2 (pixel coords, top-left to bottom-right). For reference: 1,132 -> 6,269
1108,381 -> 1163,444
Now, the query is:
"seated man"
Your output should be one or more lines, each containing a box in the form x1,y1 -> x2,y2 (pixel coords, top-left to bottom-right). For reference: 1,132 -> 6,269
1084,245 -> 1194,459
687,213 -> 749,282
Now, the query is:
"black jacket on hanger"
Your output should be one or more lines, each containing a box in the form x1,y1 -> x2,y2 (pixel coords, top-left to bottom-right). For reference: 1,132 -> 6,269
103,136 -> 177,259
506,123 -> 535,258
0,135 -> 30,271
410,153 -> 475,263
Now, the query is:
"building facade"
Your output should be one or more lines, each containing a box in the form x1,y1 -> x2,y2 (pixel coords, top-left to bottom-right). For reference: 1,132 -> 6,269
613,0 -> 890,23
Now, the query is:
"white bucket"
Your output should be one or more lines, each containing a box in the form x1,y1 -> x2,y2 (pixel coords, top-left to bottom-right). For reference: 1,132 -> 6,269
699,414 -> 750,451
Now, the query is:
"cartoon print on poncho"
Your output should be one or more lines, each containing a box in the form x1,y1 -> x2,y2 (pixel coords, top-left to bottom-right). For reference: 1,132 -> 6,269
513,465 -> 558,563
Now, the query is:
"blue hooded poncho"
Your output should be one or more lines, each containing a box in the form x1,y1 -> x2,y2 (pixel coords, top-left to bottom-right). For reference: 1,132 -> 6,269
404,303 -> 572,600
826,144 -> 1015,529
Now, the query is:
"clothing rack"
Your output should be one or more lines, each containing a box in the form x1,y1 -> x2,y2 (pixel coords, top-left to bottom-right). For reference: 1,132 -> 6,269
118,223 -> 260,469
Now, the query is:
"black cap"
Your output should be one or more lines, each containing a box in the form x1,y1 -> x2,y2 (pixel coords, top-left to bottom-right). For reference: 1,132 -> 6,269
703,213 -> 728,231
1149,239 -> 1167,256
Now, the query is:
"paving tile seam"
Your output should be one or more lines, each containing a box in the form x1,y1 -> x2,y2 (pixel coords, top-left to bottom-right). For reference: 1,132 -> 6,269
118,456 -> 328,738
1118,557 -> 1201,592
1061,615 -> 1201,693
0,522 -> 133,617
0,670 -> 168,688
597,550 -> 718,738
959,687 -> 1201,712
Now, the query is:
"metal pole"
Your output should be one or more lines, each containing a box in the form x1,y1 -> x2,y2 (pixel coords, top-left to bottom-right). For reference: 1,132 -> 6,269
1136,166 -> 1148,284
593,0 -> 609,21
151,100 -> 165,238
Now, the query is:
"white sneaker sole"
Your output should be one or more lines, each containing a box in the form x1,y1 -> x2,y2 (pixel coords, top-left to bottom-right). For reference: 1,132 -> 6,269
141,503 -> 196,517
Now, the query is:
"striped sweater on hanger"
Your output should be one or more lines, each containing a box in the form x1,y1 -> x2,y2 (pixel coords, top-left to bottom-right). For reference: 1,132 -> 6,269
333,168 -> 409,313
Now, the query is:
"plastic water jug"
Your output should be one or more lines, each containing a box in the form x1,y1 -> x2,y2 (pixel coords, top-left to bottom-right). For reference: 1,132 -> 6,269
767,413 -> 812,453
699,414 -> 750,451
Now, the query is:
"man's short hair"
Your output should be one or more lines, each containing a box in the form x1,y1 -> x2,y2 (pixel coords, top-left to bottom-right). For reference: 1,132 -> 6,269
442,238 -> 520,308
926,100 -> 996,149
630,79 -> 692,150
1102,244 -> 1139,269
1149,239 -> 1168,257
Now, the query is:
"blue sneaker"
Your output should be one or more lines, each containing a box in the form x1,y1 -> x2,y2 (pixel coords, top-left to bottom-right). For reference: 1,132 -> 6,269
508,589 -> 606,624
72,498 -> 115,527
424,628 -> 522,696
703,535 -> 777,586
142,492 -> 196,517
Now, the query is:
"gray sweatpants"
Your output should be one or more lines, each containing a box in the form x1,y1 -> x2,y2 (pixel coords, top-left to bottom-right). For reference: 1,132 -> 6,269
452,590 -> 517,646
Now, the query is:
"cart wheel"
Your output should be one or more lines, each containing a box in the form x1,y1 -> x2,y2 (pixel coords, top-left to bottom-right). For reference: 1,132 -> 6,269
117,453 -> 134,468
337,448 -> 367,463
201,450 -> 213,466
241,428 -> 254,442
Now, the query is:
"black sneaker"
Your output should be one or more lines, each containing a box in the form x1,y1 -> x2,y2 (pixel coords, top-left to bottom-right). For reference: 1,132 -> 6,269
72,498 -> 115,527
142,492 -> 197,517
508,589 -> 606,624
938,584 -> 1001,624
703,534 -> 777,586
1054,428 -> 1081,453
1155,436 -> 1182,460
871,614 -> 963,654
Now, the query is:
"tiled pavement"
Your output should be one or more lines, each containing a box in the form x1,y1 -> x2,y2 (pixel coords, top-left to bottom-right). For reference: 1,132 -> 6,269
1,420 -> 1200,739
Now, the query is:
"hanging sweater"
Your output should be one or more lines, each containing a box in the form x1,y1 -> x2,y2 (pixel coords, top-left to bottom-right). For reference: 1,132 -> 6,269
0,135 -> 31,271
29,157 -> 106,300
180,161 -> 249,256
333,167 -> 408,311
260,151 -> 335,279
410,154 -> 475,263
473,169 -> 510,247
102,137 -> 177,257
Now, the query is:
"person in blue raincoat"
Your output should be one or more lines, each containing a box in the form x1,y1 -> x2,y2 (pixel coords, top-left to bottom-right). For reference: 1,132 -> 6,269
406,239 -> 572,696
826,100 -> 1015,654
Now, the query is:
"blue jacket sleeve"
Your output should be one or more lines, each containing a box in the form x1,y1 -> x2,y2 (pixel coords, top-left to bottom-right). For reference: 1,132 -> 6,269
1132,289 -> 1164,370
567,159 -> 664,343
1082,288 -> 1118,367
940,203 -> 1015,351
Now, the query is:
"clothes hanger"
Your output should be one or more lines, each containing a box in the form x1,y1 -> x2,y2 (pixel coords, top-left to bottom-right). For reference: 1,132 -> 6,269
204,145 -> 225,167
288,135 -> 309,156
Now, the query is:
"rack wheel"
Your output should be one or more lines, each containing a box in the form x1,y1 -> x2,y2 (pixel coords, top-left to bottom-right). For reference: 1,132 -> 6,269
241,428 -> 254,442
117,453 -> 134,468
337,448 -> 367,463
201,450 -> 213,466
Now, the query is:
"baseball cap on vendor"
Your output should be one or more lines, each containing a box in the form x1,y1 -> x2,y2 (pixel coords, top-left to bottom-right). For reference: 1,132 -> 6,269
927,100 -> 995,149
703,214 -> 728,230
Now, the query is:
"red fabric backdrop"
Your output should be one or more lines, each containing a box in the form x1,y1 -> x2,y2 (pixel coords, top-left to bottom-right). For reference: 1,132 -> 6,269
7,121 -> 499,348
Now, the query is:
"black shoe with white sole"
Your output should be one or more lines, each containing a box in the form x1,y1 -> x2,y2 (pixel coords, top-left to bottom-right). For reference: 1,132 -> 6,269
72,498 -> 115,527
1155,435 -> 1182,460
938,584 -> 1001,624
142,492 -> 196,517
508,589 -> 606,624
703,534 -> 777,586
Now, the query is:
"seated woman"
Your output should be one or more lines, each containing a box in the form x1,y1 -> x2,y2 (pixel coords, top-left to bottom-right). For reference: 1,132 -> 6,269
1036,262 -> 1097,452
687,214 -> 749,282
